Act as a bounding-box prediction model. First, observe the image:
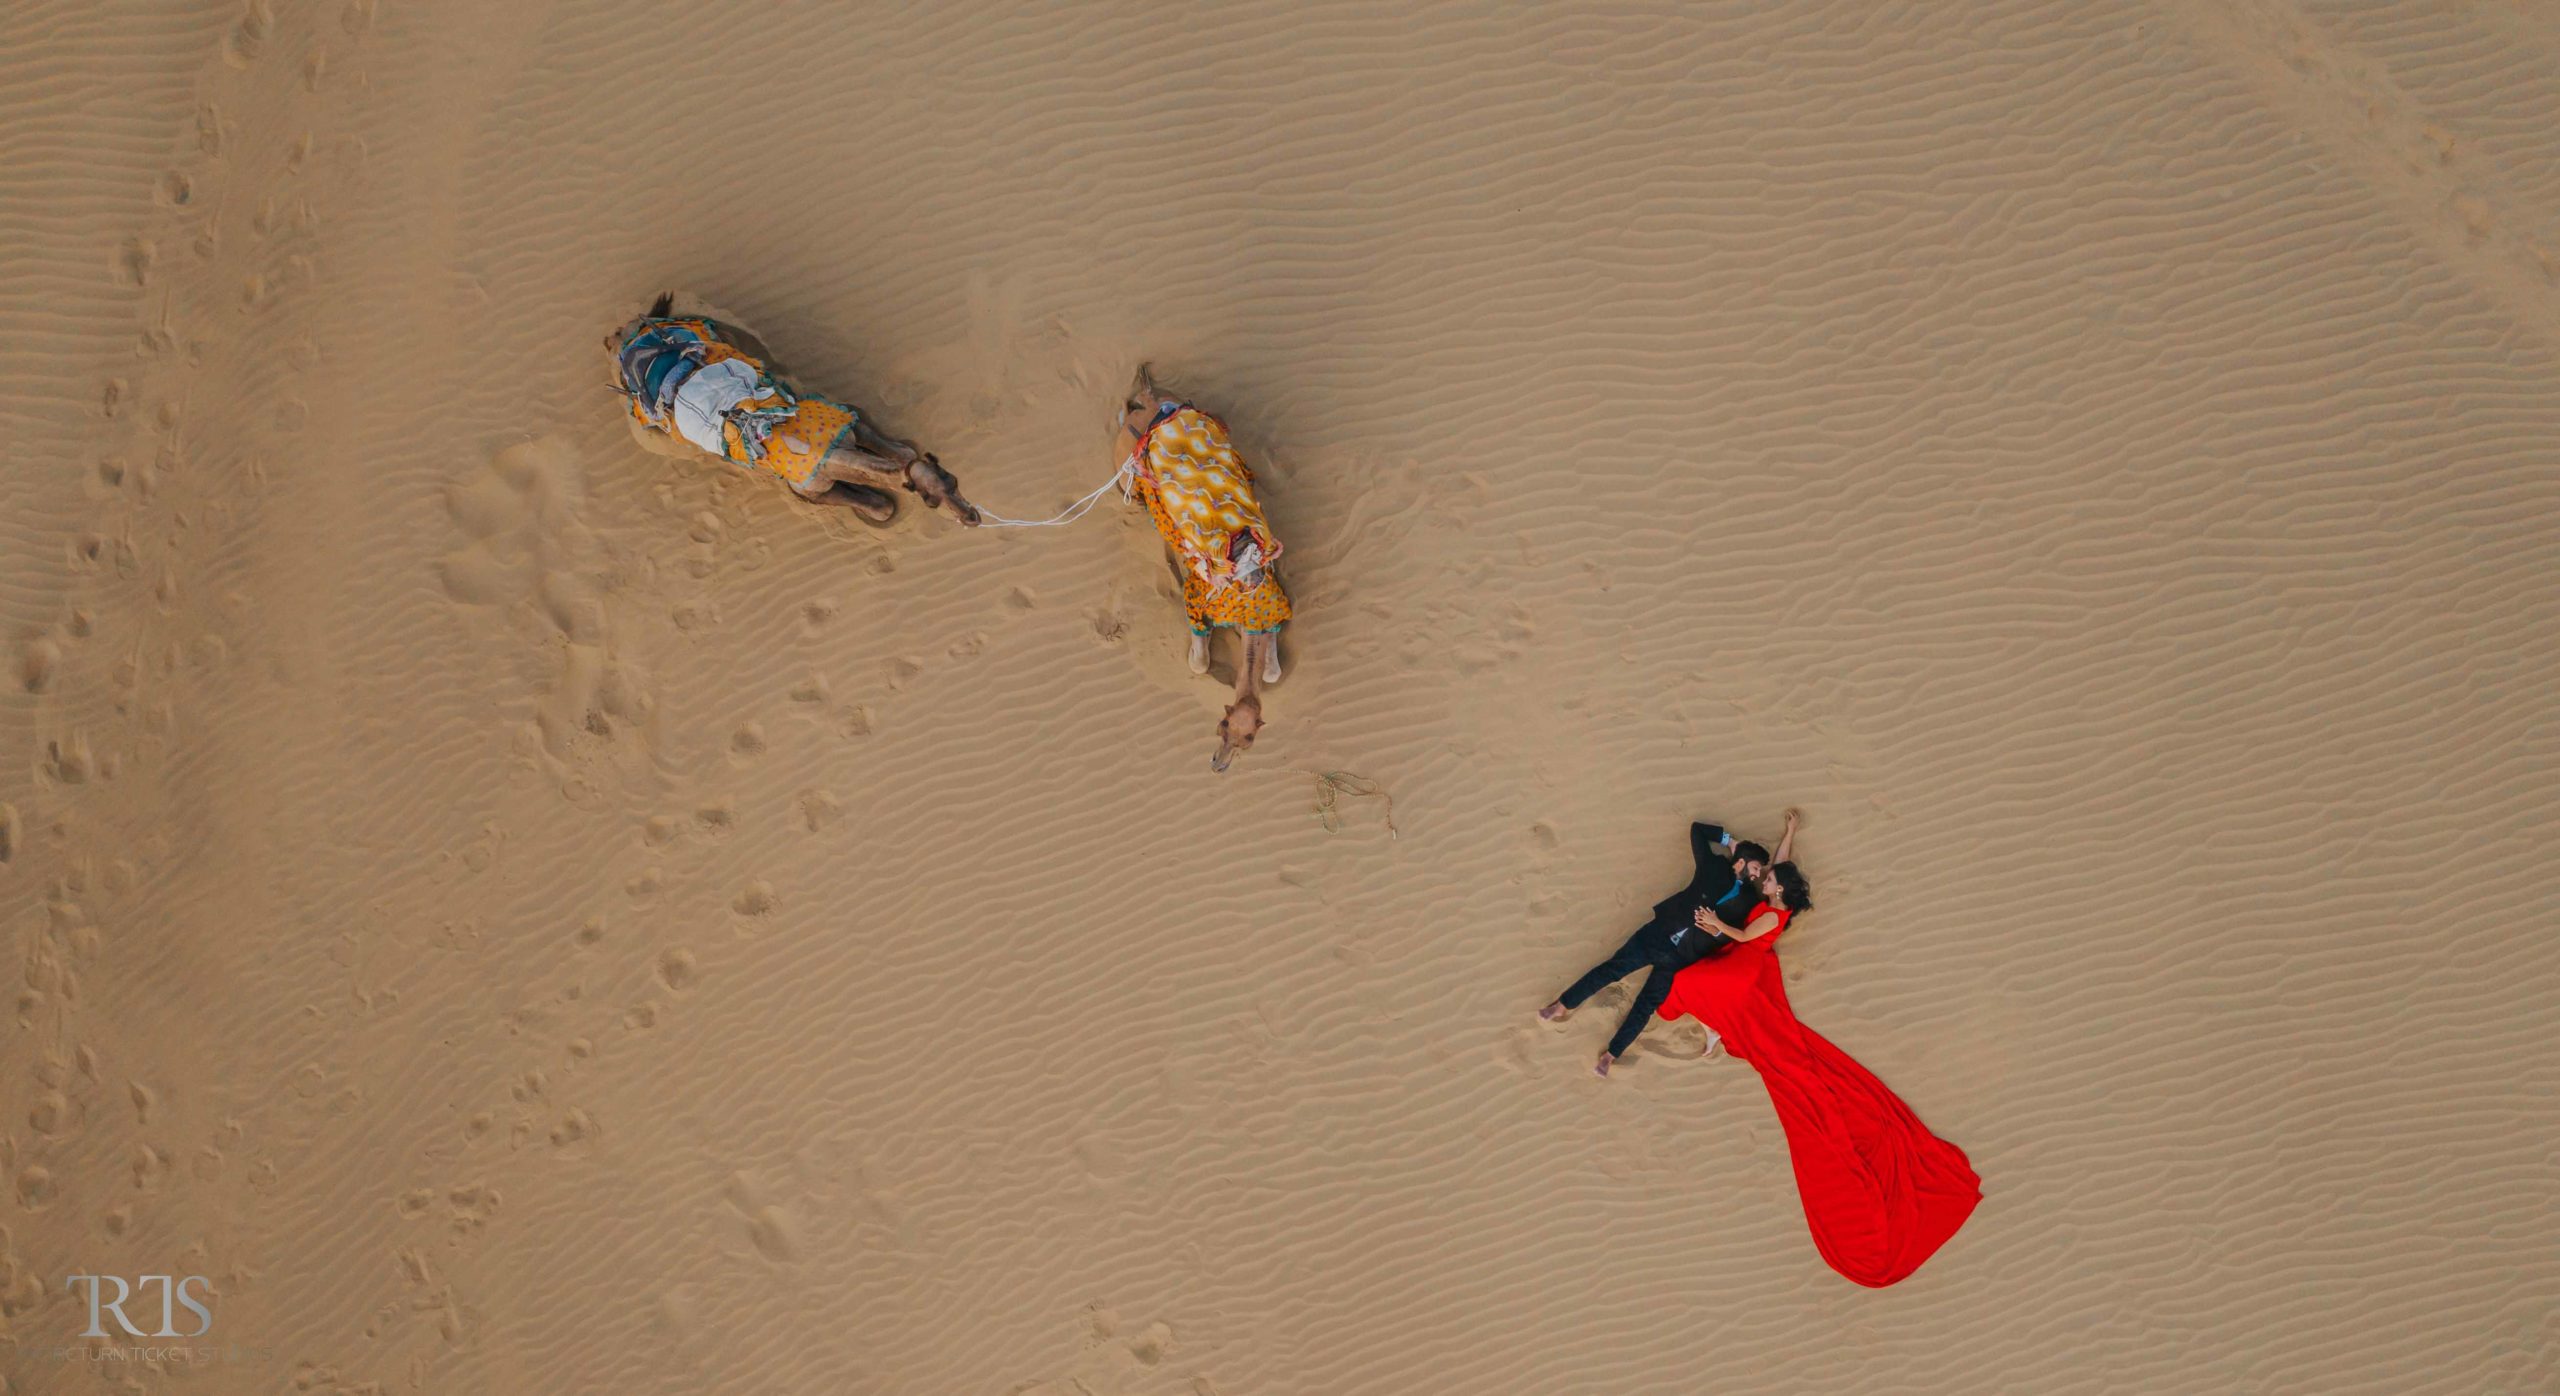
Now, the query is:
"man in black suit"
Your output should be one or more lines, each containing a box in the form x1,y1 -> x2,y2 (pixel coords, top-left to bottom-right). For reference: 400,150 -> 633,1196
1539,808 -> 1799,1077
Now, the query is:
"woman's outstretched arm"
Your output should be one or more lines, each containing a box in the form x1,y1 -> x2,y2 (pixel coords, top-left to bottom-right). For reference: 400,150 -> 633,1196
1770,807 -> 1802,865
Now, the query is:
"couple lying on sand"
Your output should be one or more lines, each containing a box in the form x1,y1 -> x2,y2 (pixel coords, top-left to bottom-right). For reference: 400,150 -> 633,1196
1541,809 -> 1807,1078
1540,810 -> 1982,1287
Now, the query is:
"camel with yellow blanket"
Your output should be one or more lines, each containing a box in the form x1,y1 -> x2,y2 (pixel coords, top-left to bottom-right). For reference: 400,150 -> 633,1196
1115,366 -> 1293,772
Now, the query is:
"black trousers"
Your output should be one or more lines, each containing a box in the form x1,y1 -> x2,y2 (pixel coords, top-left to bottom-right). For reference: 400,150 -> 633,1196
1558,916 -> 1698,1058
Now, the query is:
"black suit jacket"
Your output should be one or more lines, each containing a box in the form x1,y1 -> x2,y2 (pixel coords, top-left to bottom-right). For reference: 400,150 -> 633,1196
1649,821 -> 1752,928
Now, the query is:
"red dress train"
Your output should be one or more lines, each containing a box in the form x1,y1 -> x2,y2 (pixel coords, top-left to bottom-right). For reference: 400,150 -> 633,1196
1656,909 -> 1981,1286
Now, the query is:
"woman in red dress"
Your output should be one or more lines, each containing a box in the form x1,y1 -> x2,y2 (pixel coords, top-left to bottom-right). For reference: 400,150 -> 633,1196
1656,864 -> 1983,1287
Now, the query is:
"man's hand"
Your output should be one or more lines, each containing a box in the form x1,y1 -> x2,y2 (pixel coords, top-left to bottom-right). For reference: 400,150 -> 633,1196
1694,908 -> 1720,932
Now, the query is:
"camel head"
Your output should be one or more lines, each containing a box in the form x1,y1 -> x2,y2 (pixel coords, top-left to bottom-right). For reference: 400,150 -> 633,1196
903,454 -> 981,527
603,291 -> 676,357
1122,362 -> 1183,441
1212,690 -> 1265,773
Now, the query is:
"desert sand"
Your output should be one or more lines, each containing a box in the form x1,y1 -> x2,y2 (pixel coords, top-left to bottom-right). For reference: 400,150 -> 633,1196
5,1 -> 2558,1391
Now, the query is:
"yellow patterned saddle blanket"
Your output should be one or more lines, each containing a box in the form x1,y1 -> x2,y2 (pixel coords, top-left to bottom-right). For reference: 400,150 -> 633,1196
1123,407 -> 1292,634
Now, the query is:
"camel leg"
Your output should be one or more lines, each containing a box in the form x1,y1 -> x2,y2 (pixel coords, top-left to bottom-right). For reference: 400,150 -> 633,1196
815,422 -> 918,488
1226,632 -> 1263,715
795,476 -> 899,525
845,415 -> 927,468
1211,641 -> 1266,773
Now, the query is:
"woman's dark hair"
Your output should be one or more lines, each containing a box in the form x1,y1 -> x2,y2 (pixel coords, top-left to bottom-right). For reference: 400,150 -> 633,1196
1733,840 -> 1771,867
648,291 -> 675,319
1770,861 -> 1812,912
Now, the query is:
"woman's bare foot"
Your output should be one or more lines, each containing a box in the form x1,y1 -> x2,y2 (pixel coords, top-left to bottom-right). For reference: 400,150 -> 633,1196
1593,1052 -> 1615,1079
1538,1002 -> 1569,1023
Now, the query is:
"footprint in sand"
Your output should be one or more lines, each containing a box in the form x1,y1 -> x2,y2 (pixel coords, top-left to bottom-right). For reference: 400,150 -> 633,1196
130,1145 -> 174,1195
28,1090 -> 82,1138
1495,1024 -> 1547,1077
439,439 -> 655,767
721,1173 -> 802,1263
1016,1307 -> 1186,1395
223,0 -> 272,67
1639,1017 -> 1717,1063
113,237 -> 154,288
42,733 -> 96,785
398,1183 -> 500,1237
732,882 -> 778,919
797,789 -> 843,832
12,639 -> 49,694
14,1166 -> 55,1210
548,1107 -> 596,1147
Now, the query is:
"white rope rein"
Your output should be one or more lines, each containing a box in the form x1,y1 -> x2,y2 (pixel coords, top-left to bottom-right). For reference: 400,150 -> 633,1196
973,458 -> 1136,529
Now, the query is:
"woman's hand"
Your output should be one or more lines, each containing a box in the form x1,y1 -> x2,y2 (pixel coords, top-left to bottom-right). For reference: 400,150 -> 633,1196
1772,807 -> 1801,865
1694,908 -> 1720,932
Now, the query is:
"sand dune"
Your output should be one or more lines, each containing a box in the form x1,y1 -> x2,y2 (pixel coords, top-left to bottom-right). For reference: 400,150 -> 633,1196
4,0 -> 2557,1391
